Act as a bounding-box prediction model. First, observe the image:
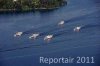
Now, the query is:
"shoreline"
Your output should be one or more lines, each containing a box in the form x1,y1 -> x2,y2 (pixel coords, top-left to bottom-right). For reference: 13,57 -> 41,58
0,6 -> 61,13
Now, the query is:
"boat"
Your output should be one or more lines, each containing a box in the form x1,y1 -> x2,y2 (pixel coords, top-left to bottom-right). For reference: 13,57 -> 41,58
44,35 -> 53,42
14,32 -> 23,37
29,33 -> 40,40
74,26 -> 81,32
58,20 -> 65,26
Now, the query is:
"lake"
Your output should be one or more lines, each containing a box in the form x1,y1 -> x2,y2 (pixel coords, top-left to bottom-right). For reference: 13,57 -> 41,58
0,0 -> 100,66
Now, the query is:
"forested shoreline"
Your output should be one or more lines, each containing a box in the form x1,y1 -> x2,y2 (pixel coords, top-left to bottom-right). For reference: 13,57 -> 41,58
0,0 -> 67,11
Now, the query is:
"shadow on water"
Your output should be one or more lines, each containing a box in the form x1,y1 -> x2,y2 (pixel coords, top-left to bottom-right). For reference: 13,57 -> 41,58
0,8 -> 58,15
0,10 -> 34,15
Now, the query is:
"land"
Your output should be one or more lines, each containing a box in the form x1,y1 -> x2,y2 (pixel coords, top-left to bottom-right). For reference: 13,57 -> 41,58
0,0 -> 67,12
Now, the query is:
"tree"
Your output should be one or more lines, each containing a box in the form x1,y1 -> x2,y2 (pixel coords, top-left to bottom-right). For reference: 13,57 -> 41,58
31,0 -> 40,8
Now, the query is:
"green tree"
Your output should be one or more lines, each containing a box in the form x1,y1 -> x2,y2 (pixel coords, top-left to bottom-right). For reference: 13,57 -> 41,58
31,0 -> 40,8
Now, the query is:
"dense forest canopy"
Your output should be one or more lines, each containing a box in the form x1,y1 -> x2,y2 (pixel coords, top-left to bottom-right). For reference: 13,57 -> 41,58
0,0 -> 66,11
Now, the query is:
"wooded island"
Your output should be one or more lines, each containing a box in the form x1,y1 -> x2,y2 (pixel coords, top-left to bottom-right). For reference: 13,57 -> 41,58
0,0 -> 67,11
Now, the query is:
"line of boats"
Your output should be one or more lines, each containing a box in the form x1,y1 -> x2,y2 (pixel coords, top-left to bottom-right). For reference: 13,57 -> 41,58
14,20 -> 81,42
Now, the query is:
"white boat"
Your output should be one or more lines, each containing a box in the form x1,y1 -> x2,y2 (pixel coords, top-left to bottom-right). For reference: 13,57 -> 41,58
58,20 -> 65,26
74,26 -> 81,32
14,32 -> 23,37
29,33 -> 40,39
44,35 -> 53,42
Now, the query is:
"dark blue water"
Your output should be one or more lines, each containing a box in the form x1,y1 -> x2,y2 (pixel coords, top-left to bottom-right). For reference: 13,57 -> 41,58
0,0 -> 100,66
